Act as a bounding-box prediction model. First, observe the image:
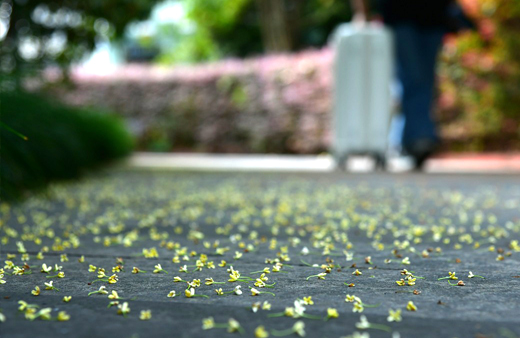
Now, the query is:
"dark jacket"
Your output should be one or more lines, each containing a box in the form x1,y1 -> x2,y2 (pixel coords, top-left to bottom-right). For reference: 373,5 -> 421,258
377,0 -> 454,27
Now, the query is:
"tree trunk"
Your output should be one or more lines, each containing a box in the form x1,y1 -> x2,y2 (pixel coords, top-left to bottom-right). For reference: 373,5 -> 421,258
256,0 -> 300,53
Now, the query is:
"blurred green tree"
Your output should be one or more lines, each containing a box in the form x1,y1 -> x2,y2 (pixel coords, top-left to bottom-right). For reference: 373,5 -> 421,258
158,0 -> 351,63
0,0 -> 158,88
158,0 -> 261,63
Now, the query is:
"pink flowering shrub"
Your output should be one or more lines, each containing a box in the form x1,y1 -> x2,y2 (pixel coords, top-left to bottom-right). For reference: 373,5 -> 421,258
437,0 -> 520,151
46,5 -> 520,155
49,49 -> 334,153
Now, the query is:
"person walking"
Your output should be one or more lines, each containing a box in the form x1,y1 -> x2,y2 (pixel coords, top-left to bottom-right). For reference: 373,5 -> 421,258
351,0 -> 456,169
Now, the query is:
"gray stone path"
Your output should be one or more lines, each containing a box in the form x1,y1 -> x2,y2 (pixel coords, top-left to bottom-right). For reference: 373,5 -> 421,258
1,170 -> 519,338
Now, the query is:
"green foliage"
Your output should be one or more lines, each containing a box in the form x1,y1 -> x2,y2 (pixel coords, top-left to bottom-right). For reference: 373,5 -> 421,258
185,0 -> 261,58
187,0 -> 251,29
0,91 -> 133,201
157,0 -> 261,63
299,0 -> 351,47
158,0 -> 351,63
0,0 -> 158,86
158,27 -> 222,64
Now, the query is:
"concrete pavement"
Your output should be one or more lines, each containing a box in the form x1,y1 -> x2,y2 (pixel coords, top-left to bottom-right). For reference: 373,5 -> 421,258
128,152 -> 520,173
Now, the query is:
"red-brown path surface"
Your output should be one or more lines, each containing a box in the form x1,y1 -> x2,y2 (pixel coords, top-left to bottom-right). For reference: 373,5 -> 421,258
426,153 -> 520,173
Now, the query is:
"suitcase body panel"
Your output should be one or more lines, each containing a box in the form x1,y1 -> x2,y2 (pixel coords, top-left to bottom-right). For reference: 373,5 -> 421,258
331,23 -> 393,165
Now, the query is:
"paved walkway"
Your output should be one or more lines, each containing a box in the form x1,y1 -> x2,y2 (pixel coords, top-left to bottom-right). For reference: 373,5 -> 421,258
1,170 -> 519,338
128,152 -> 520,173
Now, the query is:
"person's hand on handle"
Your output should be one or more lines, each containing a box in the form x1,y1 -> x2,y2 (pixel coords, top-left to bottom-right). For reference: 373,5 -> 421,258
351,0 -> 370,27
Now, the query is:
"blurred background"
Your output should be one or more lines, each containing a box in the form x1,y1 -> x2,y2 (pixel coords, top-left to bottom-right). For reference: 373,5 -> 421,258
1,0 -> 519,199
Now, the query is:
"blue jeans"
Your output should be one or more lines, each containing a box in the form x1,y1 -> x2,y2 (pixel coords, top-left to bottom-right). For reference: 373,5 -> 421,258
389,24 -> 445,150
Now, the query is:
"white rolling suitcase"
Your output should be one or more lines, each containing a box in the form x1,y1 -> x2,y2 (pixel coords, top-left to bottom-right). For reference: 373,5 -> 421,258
330,23 -> 393,169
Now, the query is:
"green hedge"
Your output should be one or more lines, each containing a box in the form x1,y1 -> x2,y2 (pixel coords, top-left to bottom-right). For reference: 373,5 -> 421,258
0,90 -> 133,201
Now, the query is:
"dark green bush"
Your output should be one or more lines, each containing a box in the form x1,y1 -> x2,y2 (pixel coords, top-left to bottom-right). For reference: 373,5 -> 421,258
0,90 -> 133,201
